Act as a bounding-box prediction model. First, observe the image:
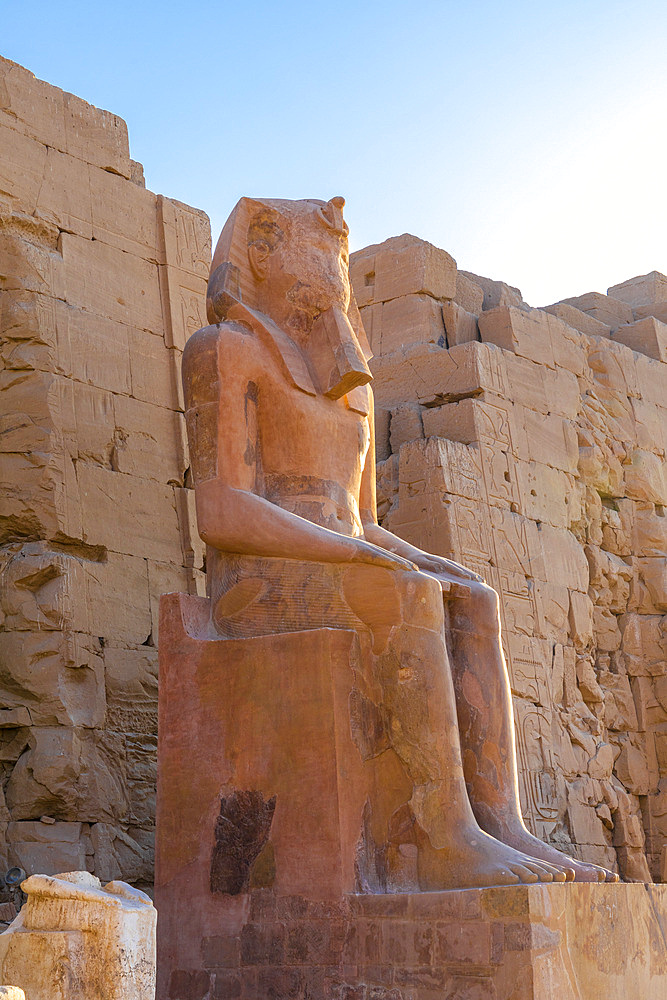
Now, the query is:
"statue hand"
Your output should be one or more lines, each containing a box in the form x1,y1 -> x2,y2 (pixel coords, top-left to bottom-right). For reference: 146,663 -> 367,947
349,539 -> 418,572
416,554 -> 484,583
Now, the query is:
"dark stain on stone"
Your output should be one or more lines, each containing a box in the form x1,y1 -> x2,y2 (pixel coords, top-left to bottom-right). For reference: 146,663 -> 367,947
210,790 -> 276,895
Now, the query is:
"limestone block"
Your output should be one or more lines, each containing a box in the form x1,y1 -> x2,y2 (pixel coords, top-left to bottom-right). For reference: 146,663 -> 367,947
624,449 -> 667,504
60,233 -> 162,333
112,395 -> 186,484
378,293 -> 446,353
77,464 -> 182,563
608,270 -> 667,308
6,821 -> 85,875
369,340 -> 506,409
441,299 -> 479,346
0,871 -> 155,1000
348,246 -> 376,307
89,163 -> 158,259
389,403 -> 423,452
536,524 -> 589,591
542,300 -> 611,339
559,291 -> 634,331
459,270 -> 523,310
371,234 -> 456,302
478,305 -> 555,367
104,646 -> 158,734
454,271 -> 484,314
0,630 -> 104,728
6,727 -> 129,823
613,315 -> 667,362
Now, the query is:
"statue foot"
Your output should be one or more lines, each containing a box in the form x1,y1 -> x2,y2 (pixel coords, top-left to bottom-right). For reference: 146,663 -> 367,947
417,826 -> 570,891
497,823 -> 619,883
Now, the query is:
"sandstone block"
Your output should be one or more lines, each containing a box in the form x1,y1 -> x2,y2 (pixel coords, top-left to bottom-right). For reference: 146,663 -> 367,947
620,613 -> 665,676
454,271 -> 484,314
478,306 -> 555,367
612,315 -> 667,362
624,449 -> 667,504
369,340 -> 506,409
608,270 -> 667,308
542,300 -> 611,339
147,559 -> 193,644
6,727 -> 129,823
442,300 -> 479,346
104,647 -> 158,735
0,630 -> 104,728
502,352 -> 581,418
519,407 -> 579,473
0,58 -> 67,150
422,396 -> 527,460
543,311 -> 590,376
36,147 -> 93,239
569,590 -> 595,648
633,557 -> 667,612
378,294 -> 446,353
112,395 -> 186,484
129,328 -> 179,406
632,300 -> 667,325
60,233 -> 162,333
515,462 -> 574,529
84,551 -> 152,645
157,195 -> 211,281
559,291 -> 633,331
0,228 -> 66,299
371,234 -> 456,302
459,270 -> 523,310
89,164 -> 158,259
536,524 -> 589,591
389,403 -> 423,452
7,820 -> 85,875
77,464 -> 182,563
489,506 -> 545,580
348,247 -> 376,307
632,505 -> 667,556
634,352 -> 665,407
0,123 -> 48,218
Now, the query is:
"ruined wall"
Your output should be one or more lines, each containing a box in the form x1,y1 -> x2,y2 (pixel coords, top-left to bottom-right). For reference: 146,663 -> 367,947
351,237 -> 667,882
0,57 -> 209,888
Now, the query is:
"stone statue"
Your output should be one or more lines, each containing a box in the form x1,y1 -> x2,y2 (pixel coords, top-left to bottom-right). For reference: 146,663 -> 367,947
181,196 -> 617,889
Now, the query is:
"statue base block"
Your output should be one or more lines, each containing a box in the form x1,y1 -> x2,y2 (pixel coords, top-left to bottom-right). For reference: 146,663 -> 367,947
158,883 -> 667,1000
156,594 -> 667,999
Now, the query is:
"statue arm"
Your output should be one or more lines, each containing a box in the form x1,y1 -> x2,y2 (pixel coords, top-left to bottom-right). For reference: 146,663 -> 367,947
183,324 -> 414,571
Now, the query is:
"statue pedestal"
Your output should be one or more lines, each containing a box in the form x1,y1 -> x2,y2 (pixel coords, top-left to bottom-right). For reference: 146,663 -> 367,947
156,594 -> 667,1000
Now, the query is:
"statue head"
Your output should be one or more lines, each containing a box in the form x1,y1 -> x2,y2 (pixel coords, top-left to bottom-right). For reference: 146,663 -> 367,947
207,197 -> 357,338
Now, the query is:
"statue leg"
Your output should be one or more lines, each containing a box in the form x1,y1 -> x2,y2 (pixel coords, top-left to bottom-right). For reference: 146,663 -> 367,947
447,579 -> 618,882
365,570 -> 570,890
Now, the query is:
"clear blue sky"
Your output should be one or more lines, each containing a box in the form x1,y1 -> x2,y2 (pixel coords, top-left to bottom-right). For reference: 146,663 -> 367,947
3,1 -> 667,304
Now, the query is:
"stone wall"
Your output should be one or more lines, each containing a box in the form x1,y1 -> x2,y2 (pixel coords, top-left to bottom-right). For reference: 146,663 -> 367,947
350,236 -> 667,882
0,57 -> 209,888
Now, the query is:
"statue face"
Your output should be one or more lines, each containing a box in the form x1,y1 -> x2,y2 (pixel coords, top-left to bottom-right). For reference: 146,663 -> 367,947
250,198 -> 352,337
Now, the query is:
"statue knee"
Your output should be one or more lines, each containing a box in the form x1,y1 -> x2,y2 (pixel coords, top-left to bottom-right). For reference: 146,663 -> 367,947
450,579 -> 501,636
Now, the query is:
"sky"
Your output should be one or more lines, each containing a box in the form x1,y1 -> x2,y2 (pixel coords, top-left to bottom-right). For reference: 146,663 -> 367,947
2,0 -> 667,305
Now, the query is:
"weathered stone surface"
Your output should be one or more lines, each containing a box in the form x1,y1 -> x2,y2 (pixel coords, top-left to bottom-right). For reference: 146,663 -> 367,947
613,316 -> 667,362
559,291 -> 634,330
0,55 -> 209,890
608,270 -> 667,308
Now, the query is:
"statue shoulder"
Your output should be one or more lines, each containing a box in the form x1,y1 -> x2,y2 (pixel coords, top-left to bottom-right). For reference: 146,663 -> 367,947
183,320 -> 264,375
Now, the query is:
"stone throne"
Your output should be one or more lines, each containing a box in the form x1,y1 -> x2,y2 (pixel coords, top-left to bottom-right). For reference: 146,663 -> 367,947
155,197 -> 667,1000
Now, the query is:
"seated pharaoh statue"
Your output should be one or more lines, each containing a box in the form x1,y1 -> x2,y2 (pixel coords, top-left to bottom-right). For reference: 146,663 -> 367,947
180,195 -> 617,890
